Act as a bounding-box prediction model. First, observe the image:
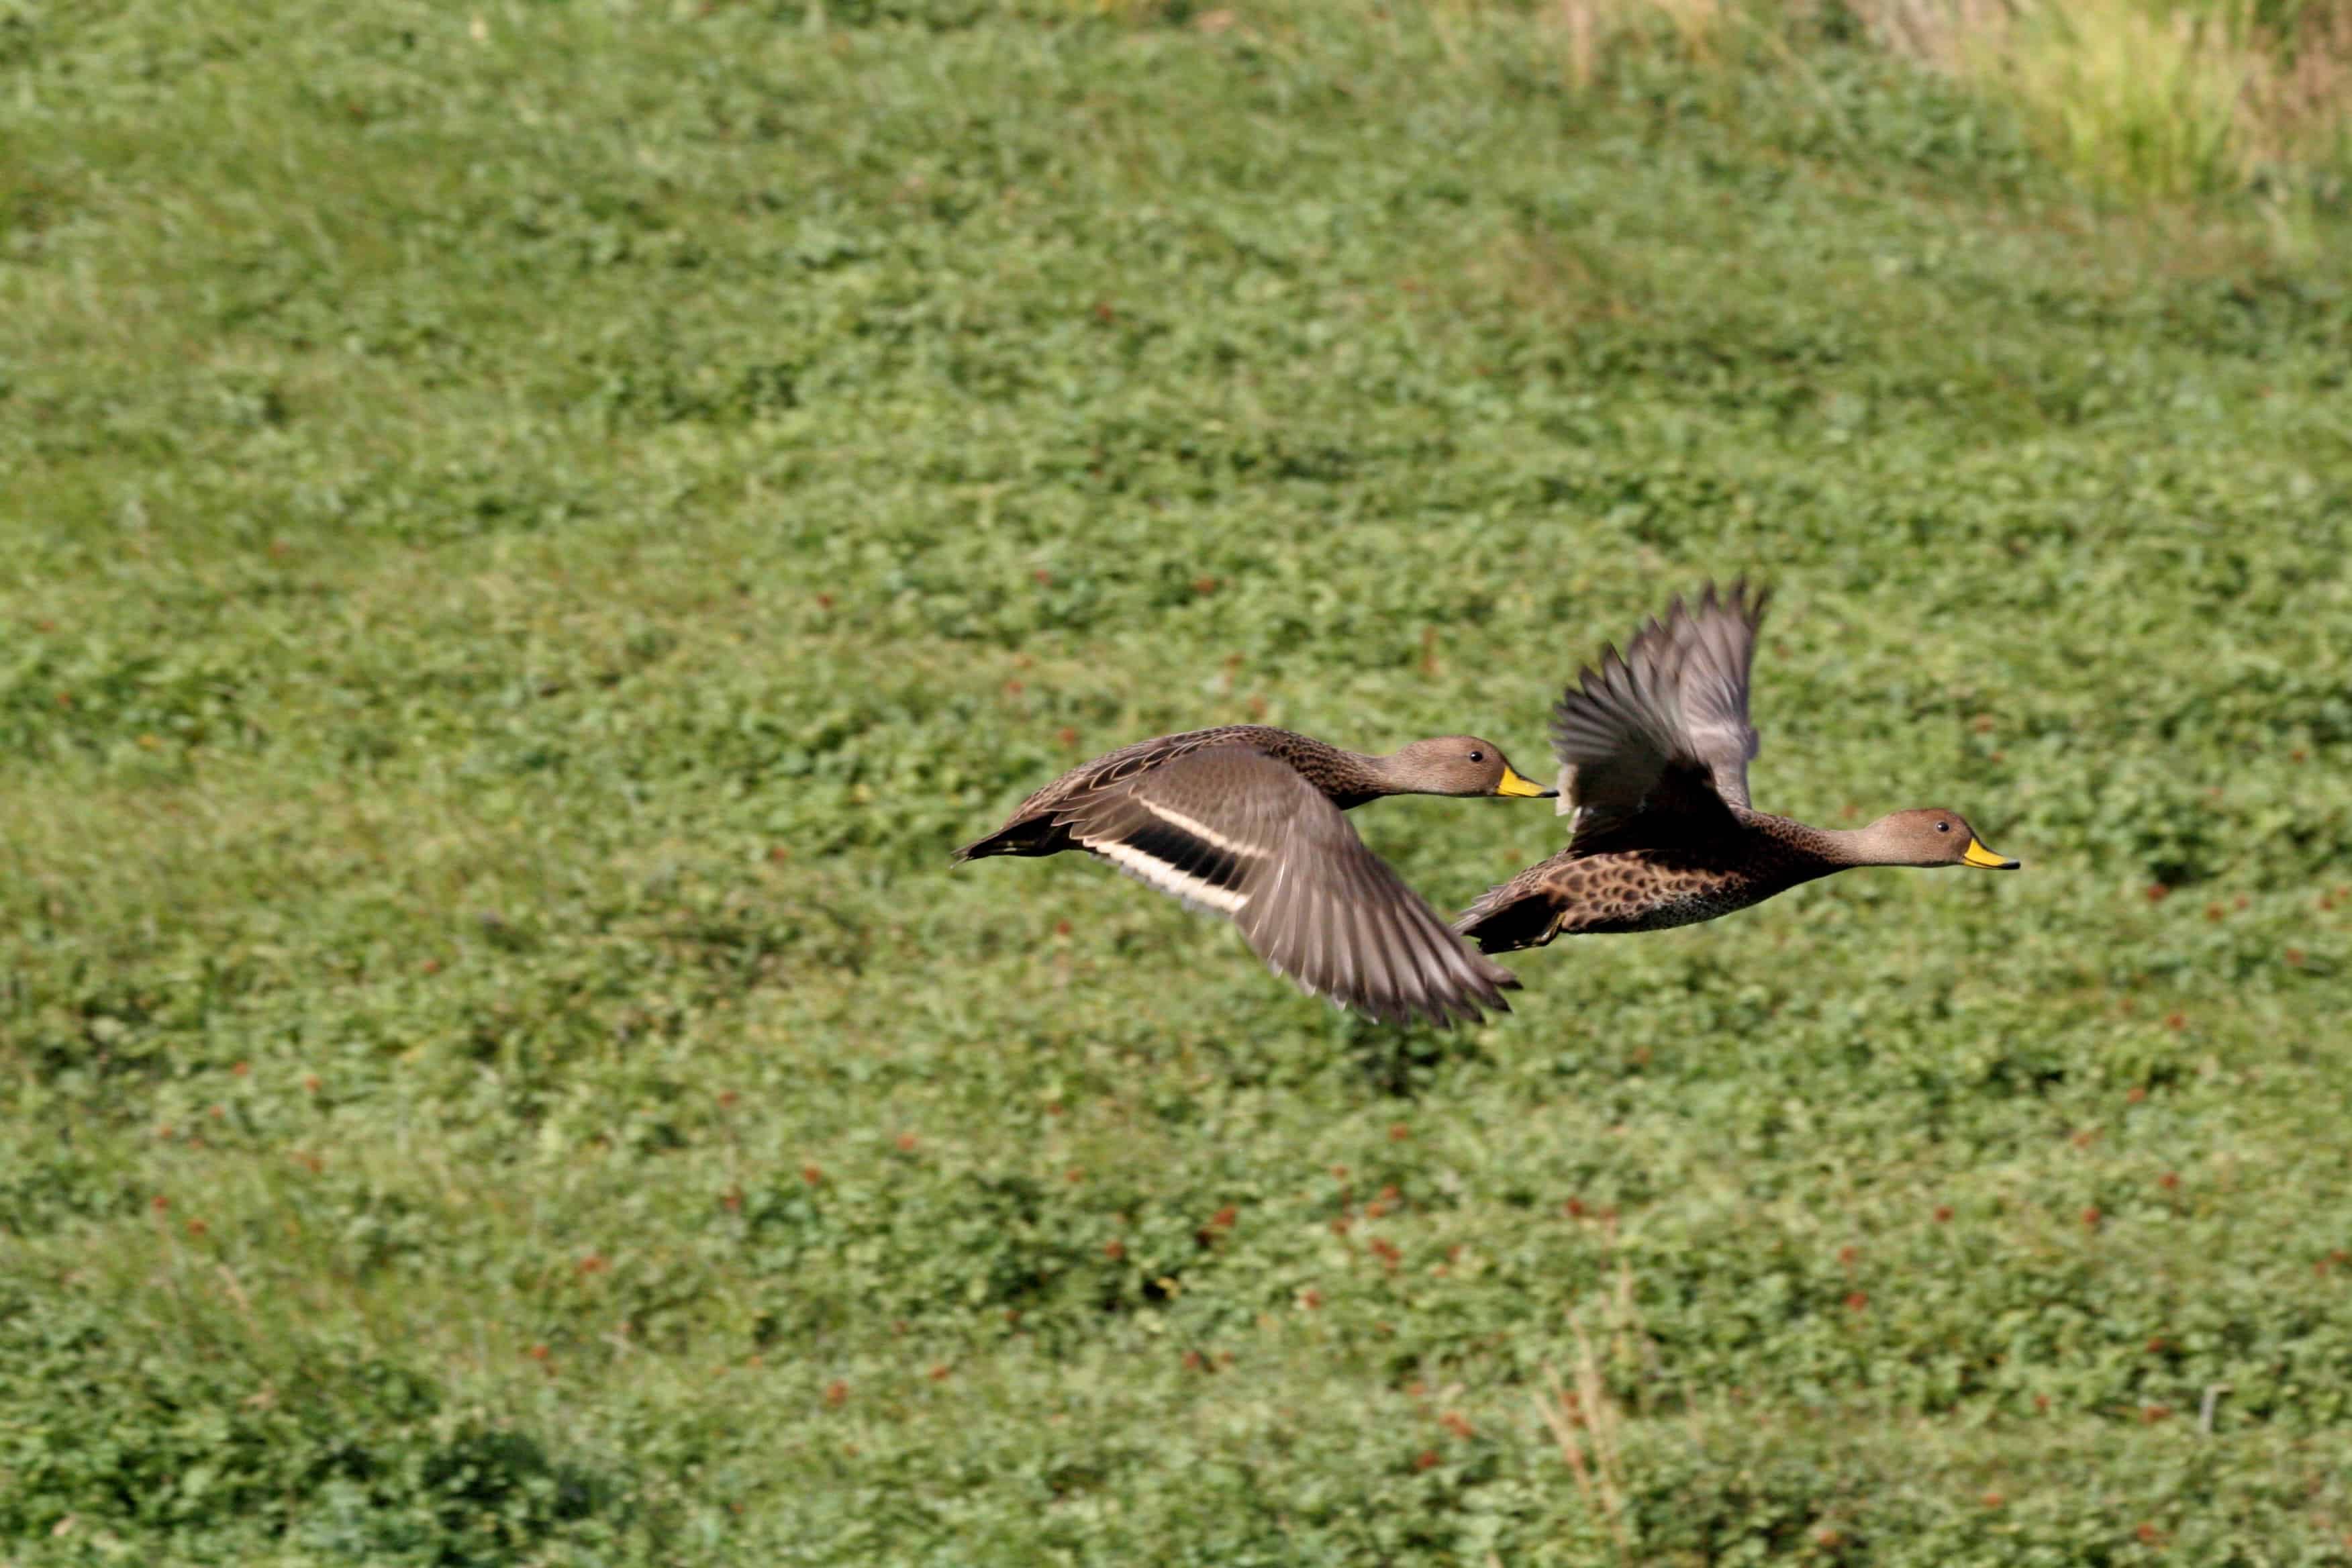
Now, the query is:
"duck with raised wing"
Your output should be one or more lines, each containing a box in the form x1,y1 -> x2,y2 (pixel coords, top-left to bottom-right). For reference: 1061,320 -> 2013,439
957,724 -> 1555,1026
1457,583 -> 2019,955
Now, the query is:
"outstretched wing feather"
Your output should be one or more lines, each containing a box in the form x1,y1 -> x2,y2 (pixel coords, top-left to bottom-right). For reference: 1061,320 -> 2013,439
1548,580 -> 1769,849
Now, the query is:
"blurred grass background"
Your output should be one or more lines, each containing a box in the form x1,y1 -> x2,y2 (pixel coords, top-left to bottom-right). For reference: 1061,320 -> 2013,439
4,0 -> 2352,1562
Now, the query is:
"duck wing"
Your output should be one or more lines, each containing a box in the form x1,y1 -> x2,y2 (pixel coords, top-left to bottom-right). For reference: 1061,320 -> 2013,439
1053,745 -> 1518,1027
1548,579 -> 1769,852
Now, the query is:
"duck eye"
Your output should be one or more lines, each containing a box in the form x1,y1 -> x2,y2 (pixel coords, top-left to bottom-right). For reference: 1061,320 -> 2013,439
1468,750 -> 1484,763
1936,822 -> 1951,832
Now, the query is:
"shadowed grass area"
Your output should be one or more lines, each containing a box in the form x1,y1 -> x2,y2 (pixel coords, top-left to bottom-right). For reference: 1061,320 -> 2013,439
4,1 -> 2352,1562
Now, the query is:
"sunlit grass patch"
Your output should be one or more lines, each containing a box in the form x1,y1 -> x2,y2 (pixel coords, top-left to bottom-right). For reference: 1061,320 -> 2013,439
1307,0 -> 2352,205
1858,0 -> 2352,199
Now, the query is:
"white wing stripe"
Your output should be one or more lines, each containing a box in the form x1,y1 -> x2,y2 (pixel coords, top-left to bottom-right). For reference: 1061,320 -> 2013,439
1085,834 -> 1252,915
1134,797 -> 1261,856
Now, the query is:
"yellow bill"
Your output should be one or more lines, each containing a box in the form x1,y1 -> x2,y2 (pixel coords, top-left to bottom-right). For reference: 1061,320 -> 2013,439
1962,837 -> 2020,870
1496,764 -> 1557,799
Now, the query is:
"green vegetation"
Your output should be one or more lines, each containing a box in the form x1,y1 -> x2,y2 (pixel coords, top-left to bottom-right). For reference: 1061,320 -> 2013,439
5,1 -> 2352,1561
1855,0 -> 2352,202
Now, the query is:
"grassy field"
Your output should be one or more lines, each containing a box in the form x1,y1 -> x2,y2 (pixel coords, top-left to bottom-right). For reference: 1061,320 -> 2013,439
6,1 -> 2352,1561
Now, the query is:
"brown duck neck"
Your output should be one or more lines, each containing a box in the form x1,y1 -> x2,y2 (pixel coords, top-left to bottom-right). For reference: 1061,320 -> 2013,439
1742,814 -> 1873,873
1259,734 -> 1394,811
1761,816 -> 1910,870
1330,748 -> 1410,810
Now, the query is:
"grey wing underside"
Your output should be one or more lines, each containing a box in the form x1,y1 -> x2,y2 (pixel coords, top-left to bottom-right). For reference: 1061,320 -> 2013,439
1053,746 -> 1518,1027
1549,579 -> 1769,845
